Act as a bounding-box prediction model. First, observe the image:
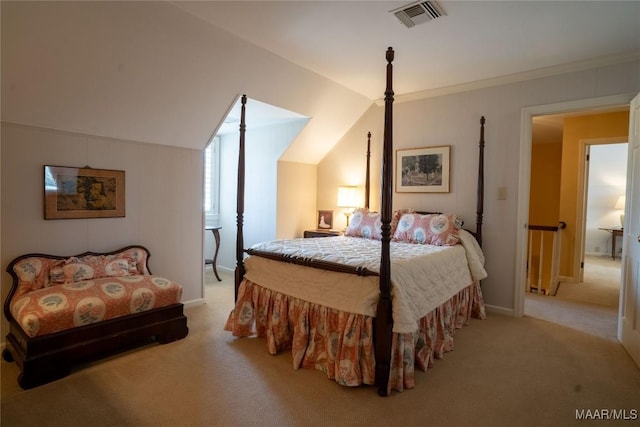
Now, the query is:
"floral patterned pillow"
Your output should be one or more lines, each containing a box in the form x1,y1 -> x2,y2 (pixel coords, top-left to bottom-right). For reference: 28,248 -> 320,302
345,208 -> 382,240
51,255 -> 136,284
390,209 -> 415,236
392,213 -> 460,246
345,208 -> 418,240
119,247 -> 149,275
62,262 -> 95,283
80,255 -> 136,277
12,257 -> 56,295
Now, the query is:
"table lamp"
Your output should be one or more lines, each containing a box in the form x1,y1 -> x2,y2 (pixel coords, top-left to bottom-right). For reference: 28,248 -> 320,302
337,186 -> 358,227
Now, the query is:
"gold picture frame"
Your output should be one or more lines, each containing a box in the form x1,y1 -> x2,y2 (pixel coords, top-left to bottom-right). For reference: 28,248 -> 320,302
396,145 -> 450,193
44,165 -> 125,219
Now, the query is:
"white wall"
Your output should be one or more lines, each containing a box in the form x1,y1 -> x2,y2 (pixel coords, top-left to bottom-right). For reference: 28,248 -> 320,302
1,122 -> 204,334
277,161 -> 318,239
2,0 -> 639,321
1,0 -> 369,336
318,58 -> 640,313
215,120 -> 309,272
1,1 -> 371,163
585,143 -> 628,256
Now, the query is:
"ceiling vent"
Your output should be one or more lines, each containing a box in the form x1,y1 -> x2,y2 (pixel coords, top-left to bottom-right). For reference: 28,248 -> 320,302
391,1 -> 446,28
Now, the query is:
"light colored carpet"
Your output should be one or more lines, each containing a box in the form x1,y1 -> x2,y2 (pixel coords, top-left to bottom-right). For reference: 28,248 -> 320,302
525,255 -> 621,341
555,255 -> 620,307
2,267 -> 639,426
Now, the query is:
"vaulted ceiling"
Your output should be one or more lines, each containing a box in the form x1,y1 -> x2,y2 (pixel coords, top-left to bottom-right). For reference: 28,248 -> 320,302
3,1 -> 639,162
173,1 -> 640,100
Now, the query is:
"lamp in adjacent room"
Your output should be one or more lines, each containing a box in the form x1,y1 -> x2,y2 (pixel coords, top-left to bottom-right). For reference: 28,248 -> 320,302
337,186 -> 358,227
615,195 -> 625,227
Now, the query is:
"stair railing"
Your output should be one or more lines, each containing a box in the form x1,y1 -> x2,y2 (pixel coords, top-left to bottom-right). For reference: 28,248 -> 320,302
527,221 -> 567,295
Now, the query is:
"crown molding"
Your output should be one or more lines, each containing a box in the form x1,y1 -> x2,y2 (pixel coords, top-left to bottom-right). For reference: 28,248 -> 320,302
374,51 -> 640,106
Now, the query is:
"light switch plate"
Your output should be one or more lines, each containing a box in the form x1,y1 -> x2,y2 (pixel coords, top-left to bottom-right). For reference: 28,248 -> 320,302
498,186 -> 507,200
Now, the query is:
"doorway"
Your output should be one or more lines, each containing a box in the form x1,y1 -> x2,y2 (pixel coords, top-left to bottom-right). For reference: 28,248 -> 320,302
525,137 -> 627,340
516,97 -> 633,339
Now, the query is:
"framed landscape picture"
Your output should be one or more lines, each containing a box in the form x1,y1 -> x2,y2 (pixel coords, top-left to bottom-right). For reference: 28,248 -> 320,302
44,165 -> 125,219
396,145 -> 450,193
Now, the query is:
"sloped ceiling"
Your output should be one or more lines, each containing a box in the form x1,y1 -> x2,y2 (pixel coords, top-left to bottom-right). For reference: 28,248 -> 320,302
173,1 -> 640,100
1,1 -> 371,163
2,1 -> 639,163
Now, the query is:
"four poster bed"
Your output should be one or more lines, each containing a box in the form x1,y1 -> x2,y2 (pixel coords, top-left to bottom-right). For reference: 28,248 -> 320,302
225,48 -> 487,396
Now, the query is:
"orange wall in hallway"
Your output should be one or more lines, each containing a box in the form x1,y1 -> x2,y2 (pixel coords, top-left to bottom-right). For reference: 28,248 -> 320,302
558,110 -> 630,279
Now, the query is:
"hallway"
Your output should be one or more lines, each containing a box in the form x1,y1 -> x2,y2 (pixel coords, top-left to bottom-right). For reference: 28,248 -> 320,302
525,255 -> 620,341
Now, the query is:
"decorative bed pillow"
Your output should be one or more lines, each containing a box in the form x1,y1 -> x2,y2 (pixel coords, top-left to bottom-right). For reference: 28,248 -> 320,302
345,208 -> 418,239
345,208 -> 382,240
62,262 -> 95,283
49,263 -> 65,284
80,255 -> 135,278
51,255 -> 136,284
390,209 -> 414,236
118,247 -> 150,275
12,257 -> 56,295
392,213 -> 460,246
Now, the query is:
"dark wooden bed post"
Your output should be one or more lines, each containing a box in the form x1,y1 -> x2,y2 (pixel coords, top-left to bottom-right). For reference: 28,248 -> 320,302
365,131 -> 371,209
234,94 -> 247,301
476,116 -> 485,247
375,47 -> 395,397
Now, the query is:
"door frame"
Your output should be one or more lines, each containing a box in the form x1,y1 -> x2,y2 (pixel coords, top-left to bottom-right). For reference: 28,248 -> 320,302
514,93 -> 636,317
578,137 -> 628,284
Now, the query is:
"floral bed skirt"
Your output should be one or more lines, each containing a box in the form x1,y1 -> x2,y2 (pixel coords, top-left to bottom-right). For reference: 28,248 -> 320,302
225,279 -> 486,393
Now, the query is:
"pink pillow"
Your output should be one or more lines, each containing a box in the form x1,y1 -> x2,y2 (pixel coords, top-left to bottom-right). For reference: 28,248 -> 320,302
81,255 -> 135,278
13,257 -> 56,294
62,262 -> 95,283
392,213 -> 460,246
345,208 -> 382,240
51,255 -> 136,284
390,209 -> 414,236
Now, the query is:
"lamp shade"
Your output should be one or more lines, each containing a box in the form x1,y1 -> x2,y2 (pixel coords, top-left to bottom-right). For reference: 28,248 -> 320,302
337,186 -> 358,208
615,195 -> 626,210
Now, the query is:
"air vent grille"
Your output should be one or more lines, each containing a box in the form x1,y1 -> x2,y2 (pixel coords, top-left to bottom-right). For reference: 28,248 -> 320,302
391,1 -> 446,28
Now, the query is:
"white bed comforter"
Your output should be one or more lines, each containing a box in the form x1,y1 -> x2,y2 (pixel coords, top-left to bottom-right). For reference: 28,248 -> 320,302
244,229 -> 487,333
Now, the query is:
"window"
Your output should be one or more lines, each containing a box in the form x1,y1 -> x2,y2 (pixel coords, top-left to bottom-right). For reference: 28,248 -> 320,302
204,136 -> 220,218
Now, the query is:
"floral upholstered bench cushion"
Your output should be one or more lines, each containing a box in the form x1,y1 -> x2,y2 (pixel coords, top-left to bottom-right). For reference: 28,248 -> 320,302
9,248 -> 184,338
11,247 -> 151,298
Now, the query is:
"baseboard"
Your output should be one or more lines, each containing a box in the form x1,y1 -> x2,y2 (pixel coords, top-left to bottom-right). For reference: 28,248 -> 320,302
183,298 -> 206,308
484,304 -> 515,317
585,251 -> 603,257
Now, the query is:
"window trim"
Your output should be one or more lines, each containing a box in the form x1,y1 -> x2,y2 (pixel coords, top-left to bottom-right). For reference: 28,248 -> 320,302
204,136 -> 221,221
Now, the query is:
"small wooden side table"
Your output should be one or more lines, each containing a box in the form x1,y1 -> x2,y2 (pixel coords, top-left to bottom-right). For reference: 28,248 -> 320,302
303,229 -> 342,238
599,227 -> 623,260
205,226 -> 222,281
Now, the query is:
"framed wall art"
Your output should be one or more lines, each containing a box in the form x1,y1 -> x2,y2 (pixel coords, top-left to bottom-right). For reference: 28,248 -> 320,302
44,165 -> 125,219
317,210 -> 334,230
396,145 -> 450,193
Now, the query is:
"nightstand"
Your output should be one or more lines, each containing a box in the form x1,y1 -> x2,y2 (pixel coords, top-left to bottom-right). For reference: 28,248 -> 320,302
304,229 -> 342,238
598,227 -> 623,259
